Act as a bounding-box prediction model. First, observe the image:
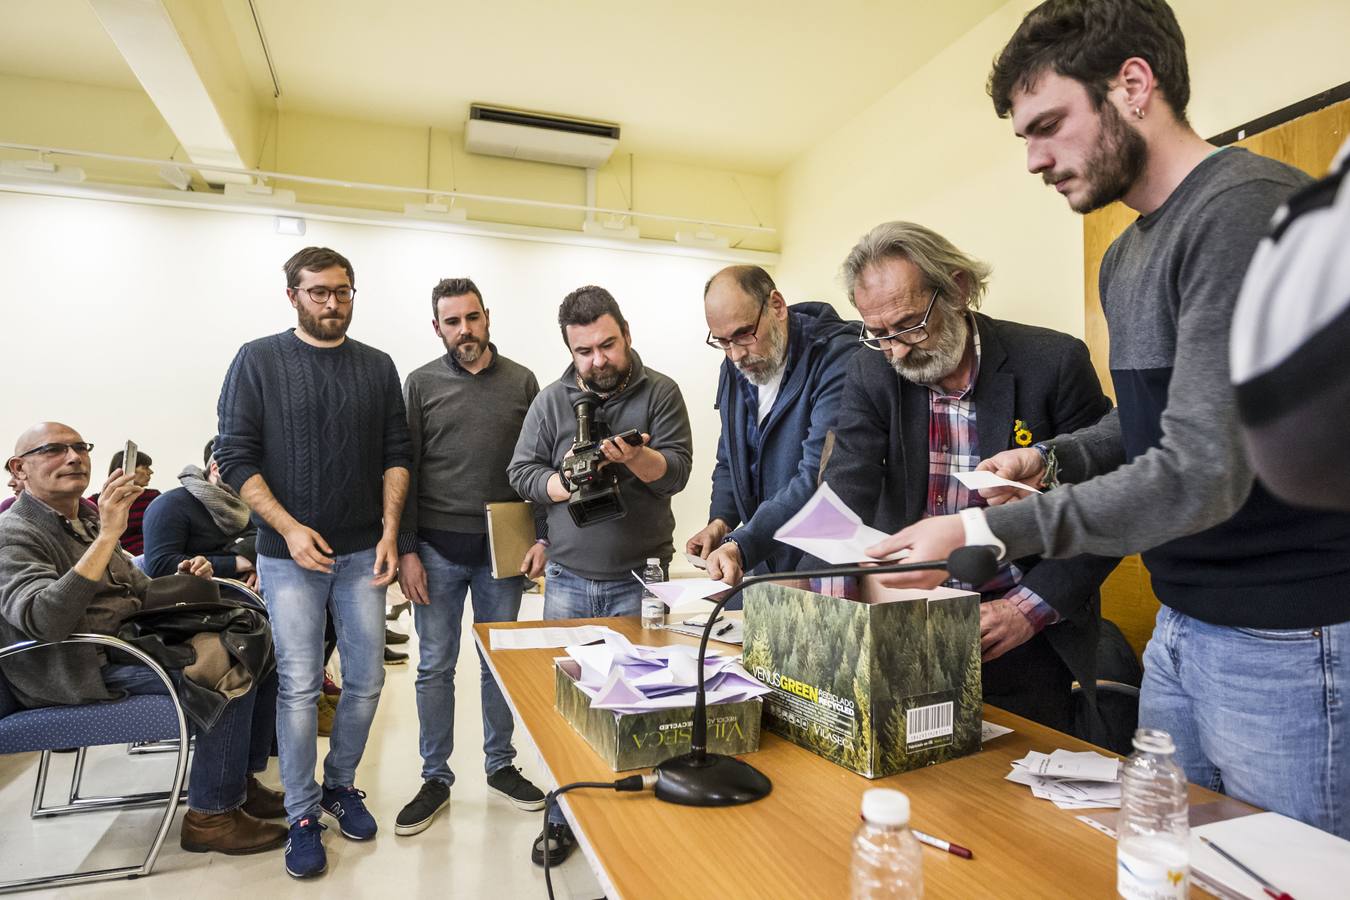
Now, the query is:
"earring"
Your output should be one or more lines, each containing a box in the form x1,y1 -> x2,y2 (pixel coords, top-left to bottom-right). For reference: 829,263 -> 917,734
1134,107 -> 1145,119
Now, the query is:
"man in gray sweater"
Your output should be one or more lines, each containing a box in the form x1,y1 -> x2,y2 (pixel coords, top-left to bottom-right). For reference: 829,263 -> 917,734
393,278 -> 546,836
871,0 -> 1350,838
508,284 -> 693,866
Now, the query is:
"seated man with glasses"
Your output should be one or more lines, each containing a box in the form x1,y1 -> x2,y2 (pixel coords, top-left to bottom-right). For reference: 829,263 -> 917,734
686,265 -> 861,586
0,422 -> 287,855
823,221 -> 1119,734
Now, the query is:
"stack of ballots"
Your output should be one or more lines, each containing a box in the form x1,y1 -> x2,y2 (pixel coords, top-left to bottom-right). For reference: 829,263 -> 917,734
1006,749 -> 1122,810
565,631 -> 769,715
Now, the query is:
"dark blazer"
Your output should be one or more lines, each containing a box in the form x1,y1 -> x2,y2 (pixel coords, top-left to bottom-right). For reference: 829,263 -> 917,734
710,302 -> 861,573
824,312 -> 1120,718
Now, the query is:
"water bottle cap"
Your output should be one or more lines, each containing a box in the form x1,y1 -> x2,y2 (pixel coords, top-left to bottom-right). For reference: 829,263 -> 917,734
860,788 -> 909,826
1131,728 -> 1176,754
646,558 -> 659,566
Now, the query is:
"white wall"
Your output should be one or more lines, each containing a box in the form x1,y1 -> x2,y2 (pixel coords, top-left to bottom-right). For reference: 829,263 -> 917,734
0,190 -> 729,556
774,0 -> 1350,337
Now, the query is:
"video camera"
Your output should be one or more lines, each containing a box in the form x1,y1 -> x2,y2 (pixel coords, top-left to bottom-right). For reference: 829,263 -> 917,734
560,392 -> 641,527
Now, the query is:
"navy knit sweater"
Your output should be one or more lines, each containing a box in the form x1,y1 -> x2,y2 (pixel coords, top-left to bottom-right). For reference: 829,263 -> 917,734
215,330 -> 413,560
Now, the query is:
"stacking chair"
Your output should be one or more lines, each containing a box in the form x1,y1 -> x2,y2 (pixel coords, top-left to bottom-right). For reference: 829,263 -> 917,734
0,634 -> 189,893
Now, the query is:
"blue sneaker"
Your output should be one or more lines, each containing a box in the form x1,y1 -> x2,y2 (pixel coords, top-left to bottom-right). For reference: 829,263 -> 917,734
320,784 -> 378,840
284,814 -> 327,879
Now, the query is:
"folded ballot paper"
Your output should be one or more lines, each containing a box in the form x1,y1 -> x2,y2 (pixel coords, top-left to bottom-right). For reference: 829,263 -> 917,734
1006,749 -> 1122,810
773,482 -> 908,565
563,630 -> 769,715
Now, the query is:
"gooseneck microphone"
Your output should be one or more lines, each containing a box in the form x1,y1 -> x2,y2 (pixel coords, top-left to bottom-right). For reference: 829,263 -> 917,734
651,545 -> 1002,807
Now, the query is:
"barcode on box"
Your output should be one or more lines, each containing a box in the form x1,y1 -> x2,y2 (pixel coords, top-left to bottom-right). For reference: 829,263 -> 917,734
906,701 -> 954,743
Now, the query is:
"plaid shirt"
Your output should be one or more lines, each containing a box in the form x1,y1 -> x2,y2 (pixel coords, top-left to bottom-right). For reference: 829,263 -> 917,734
924,322 -> 1059,632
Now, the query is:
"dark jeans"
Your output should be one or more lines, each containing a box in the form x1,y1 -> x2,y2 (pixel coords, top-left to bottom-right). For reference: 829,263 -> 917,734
102,662 -> 278,814
981,630 -> 1074,734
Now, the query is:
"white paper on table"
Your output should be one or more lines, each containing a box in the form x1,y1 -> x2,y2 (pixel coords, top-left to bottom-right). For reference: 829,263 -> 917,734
953,470 -> 1042,495
631,574 -> 734,605
773,482 -> 909,565
981,721 -> 1014,743
1014,749 -> 1120,782
489,624 -> 617,650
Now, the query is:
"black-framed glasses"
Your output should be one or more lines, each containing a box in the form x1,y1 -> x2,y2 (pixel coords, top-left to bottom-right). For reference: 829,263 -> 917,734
858,288 -> 939,350
18,442 -> 94,459
294,285 -> 356,304
705,301 -> 767,351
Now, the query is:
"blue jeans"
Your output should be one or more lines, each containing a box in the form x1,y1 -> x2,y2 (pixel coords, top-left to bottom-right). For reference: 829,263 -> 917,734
542,561 -> 644,620
258,548 -> 387,823
102,663 -> 277,815
413,541 -> 525,785
1141,606 -> 1350,838
542,560 -> 644,825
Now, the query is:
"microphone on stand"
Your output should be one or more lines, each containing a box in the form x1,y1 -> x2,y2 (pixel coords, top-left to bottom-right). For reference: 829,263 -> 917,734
652,545 -> 1001,807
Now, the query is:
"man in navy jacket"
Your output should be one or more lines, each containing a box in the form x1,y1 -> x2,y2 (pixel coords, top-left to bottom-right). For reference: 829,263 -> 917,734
687,266 -> 860,584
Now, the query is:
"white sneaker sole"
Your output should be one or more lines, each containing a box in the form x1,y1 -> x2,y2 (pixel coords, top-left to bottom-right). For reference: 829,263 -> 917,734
488,785 -> 546,812
394,798 -> 449,836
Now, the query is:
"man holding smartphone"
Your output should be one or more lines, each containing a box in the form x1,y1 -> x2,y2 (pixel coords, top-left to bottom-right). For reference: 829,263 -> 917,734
507,284 -> 692,867
215,246 -> 412,879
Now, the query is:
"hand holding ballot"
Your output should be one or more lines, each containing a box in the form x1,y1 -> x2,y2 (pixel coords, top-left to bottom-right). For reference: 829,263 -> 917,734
973,448 -> 1049,506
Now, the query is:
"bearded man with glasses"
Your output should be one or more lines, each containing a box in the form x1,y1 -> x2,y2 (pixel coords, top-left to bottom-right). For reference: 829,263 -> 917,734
686,265 -> 860,587
823,221 -> 1118,735
214,246 -> 412,879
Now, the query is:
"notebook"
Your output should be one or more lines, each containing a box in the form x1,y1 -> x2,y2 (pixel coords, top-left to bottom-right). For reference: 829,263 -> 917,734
1189,812 -> 1350,900
485,501 -> 537,579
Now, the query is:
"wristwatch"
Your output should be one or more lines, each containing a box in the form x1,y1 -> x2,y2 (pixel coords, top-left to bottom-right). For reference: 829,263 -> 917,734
1032,441 -> 1060,490
959,508 -> 1007,560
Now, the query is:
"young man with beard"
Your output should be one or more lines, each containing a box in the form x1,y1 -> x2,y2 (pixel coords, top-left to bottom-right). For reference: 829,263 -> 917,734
215,246 -> 412,876
824,221 -> 1117,732
142,439 -> 257,585
393,278 -> 547,836
872,0 -> 1350,836
508,285 -> 692,866
687,265 -> 860,585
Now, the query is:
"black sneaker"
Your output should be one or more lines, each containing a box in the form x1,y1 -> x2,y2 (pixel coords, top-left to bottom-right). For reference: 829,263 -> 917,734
383,646 -> 408,665
487,766 -> 545,811
384,627 -> 409,645
394,780 -> 450,836
531,821 -> 576,866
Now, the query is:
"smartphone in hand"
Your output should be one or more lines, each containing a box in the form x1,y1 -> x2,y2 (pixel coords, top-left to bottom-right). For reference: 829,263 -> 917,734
123,439 -> 138,476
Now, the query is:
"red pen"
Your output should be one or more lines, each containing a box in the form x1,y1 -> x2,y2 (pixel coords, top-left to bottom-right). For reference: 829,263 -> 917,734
1199,836 -> 1295,900
912,828 -> 974,860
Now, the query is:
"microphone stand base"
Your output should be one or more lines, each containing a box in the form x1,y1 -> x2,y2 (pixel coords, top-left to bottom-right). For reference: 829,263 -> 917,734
652,752 -> 772,807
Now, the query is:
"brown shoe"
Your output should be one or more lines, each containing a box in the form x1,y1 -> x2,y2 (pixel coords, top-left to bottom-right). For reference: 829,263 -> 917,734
243,774 -> 287,820
317,693 -> 337,737
180,807 -> 287,855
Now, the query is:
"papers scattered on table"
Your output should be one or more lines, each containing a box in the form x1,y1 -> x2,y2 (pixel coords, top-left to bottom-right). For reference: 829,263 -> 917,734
981,721 -> 1014,743
631,574 -> 735,606
563,630 -> 768,714
1007,749 -> 1122,810
774,483 -> 909,565
953,470 -> 1042,494
489,624 -> 617,651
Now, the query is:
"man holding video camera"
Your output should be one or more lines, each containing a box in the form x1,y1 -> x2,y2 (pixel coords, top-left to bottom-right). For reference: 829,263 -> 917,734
507,284 -> 692,866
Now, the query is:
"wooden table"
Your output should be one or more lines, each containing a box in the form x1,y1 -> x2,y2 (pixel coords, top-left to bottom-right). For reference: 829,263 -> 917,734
475,617 -> 1239,899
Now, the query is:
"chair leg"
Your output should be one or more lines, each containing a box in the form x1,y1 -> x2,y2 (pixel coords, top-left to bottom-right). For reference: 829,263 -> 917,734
32,744 -> 189,818
29,750 -> 52,818
68,746 -> 88,804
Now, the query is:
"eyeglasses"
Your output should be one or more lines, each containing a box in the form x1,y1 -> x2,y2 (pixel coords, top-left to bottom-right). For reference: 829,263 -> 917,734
293,285 -> 356,304
706,301 -> 767,351
17,442 -> 94,459
858,288 -> 939,350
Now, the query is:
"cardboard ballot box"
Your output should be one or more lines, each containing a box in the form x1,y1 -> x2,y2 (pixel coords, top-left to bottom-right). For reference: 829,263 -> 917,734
742,577 -> 981,778
554,659 -> 762,772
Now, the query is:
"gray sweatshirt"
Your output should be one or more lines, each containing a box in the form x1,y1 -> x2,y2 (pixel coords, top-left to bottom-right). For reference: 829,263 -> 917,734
0,492 -> 149,707
400,347 -> 541,535
508,351 -> 693,580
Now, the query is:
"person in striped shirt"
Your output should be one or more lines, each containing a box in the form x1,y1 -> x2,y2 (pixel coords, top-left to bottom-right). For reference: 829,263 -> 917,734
89,448 -> 159,557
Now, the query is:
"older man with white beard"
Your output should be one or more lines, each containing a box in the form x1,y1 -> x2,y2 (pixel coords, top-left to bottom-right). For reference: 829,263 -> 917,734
822,221 -> 1119,734
686,265 -> 860,584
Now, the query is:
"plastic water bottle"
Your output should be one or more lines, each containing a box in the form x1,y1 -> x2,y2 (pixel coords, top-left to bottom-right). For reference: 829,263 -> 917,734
851,788 -> 922,899
640,558 -> 665,629
1117,728 -> 1189,899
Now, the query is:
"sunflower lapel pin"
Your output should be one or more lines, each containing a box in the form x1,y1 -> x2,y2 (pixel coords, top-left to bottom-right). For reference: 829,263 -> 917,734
1013,418 -> 1034,447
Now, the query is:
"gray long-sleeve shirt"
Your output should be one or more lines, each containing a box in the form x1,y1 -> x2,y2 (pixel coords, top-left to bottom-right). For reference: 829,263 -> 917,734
508,351 -> 693,581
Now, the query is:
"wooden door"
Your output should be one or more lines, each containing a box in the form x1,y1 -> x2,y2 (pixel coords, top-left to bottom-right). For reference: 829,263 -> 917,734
1083,99 -> 1350,656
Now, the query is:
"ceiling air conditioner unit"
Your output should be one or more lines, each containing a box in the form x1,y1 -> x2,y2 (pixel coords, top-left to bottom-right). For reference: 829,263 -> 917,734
465,105 -> 620,168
